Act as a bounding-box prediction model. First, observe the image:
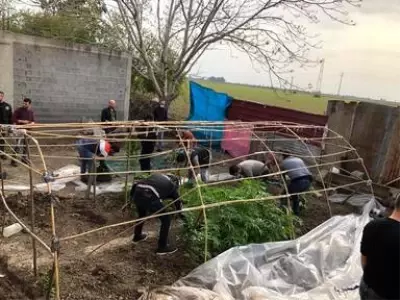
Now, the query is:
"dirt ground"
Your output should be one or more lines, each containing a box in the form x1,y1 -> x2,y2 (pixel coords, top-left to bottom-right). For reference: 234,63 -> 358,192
0,145 -> 358,300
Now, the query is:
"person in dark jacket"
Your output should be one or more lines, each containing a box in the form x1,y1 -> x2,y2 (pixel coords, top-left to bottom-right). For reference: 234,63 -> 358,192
137,115 -> 156,171
11,98 -> 35,166
0,91 -> 13,159
176,146 -> 211,184
101,100 -> 117,134
153,101 -> 168,151
130,173 -> 183,255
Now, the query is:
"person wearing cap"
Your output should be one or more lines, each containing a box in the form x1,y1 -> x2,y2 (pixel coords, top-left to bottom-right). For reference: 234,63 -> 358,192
101,100 -> 117,134
76,138 -> 118,181
176,146 -> 211,184
280,152 -> 312,216
130,173 -> 183,255
229,159 -> 269,178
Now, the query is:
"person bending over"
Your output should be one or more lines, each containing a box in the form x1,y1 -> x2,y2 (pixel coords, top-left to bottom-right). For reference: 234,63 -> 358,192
76,138 -> 119,181
280,152 -> 312,216
176,146 -> 211,184
130,173 -> 183,255
229,159 -> 269,178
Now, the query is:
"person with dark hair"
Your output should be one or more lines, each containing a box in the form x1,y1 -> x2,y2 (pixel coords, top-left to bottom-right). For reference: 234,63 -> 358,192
13,98 -> 35,125
130,173 -> 183,255
153,100 -> 168,151
229,160 -> 269,178
11,98 -> 35,166
0,91 -> 13,160
137,115 -> 156,171
76,138 -> 118,182
359,194 -> 400,300
176,146 -> 211,183
280,152 -> 312,215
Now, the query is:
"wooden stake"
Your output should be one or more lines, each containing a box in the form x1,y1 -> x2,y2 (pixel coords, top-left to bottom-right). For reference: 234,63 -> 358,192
124,128 -> 133,206
25,135 -> 37,278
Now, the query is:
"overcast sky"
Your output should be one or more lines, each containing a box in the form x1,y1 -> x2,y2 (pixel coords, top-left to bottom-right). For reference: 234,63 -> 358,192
193,0 -> 400,102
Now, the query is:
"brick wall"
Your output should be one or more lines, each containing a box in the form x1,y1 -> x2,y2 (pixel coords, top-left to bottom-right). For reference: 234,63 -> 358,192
0,32 -> 132,123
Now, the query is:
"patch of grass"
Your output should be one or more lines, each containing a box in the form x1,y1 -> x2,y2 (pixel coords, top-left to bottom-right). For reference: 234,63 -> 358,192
181,180 -> 297,262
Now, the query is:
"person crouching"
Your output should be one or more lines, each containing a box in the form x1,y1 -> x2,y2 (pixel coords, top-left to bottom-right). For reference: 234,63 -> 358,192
176,146 -> 211,184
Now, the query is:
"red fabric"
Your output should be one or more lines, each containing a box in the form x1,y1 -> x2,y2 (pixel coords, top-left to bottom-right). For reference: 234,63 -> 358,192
221,124 -> 253,158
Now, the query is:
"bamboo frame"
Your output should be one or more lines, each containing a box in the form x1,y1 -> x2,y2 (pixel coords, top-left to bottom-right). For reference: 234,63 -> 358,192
0,121 -> 377,300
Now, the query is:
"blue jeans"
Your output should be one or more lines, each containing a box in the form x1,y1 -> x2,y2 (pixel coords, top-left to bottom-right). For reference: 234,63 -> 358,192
76,140 -> 94,174
287,176 -> 312,215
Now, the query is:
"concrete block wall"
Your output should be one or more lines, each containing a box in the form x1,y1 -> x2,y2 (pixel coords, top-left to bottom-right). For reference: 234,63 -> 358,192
0,31 -> 132,122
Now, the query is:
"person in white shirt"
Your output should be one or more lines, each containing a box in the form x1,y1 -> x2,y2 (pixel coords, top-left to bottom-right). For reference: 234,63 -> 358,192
229,160 -> 269,178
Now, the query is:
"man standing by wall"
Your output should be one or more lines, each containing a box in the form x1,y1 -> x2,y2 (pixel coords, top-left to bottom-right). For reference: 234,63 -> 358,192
153,100 -> 168,152
359,195 -> 400,300
0,91 -> 13,160
12,98 -> 35,166
101,100 -> 117,134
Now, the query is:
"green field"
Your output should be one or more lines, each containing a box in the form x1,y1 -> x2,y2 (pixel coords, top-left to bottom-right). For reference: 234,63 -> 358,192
169,80 -> 329,119
196,80 -> 329,115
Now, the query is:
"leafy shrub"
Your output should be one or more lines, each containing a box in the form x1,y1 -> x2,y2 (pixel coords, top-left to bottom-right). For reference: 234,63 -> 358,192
181,180 -> 296,262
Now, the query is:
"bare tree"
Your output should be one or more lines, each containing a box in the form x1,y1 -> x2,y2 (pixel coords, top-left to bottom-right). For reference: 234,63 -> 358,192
114,0 -> 361,104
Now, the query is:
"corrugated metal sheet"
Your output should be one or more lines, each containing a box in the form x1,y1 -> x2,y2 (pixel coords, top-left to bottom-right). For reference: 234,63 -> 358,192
326,100 -> 400,185
381,117 -> 400,187
227,99 -> 328,138
250,131 -> 321,168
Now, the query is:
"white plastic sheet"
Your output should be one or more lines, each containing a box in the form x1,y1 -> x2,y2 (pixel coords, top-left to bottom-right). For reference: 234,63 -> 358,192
140,197 -> 379,300
34,164 -> 80,192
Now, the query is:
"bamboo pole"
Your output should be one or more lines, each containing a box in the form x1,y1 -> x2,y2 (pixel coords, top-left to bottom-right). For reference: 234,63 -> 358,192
0,158 -> 5,236
25,135 -> 37,277
124,128 -> 133,206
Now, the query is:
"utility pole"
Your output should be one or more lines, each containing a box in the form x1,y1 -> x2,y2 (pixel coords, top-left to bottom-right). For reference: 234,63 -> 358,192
337,72 -> 344,95
290,76 -> 294,90
316,59 -> 325,93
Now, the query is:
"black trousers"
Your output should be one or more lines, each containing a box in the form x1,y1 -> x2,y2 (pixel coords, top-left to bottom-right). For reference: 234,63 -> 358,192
133,187 -> 171,249
140,143 -> 154,171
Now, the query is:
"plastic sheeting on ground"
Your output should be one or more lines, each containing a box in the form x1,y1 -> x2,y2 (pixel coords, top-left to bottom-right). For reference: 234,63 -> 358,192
221,124 -> 253,158
187,82 -> 232,147
140,197 -> 378,300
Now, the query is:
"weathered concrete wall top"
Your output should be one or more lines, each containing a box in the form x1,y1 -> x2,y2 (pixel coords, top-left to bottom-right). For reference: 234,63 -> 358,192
0,31 -> 132,122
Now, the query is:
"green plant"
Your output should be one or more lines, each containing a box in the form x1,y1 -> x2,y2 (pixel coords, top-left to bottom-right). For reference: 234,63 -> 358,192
181,180 -> 297,262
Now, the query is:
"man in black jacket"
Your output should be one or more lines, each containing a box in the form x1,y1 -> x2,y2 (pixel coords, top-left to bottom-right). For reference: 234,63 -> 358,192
153,101 -> 167,151
131,173 -> 183,255
137,115 -> 156,171
0,91 -> 13,159
101,100 -> 117,134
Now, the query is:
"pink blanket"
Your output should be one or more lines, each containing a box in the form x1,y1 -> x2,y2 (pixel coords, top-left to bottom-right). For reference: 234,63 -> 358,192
221,124 -> 253,158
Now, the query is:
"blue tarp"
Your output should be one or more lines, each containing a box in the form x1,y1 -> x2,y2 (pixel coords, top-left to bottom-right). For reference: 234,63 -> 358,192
187,81 -> 232,147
